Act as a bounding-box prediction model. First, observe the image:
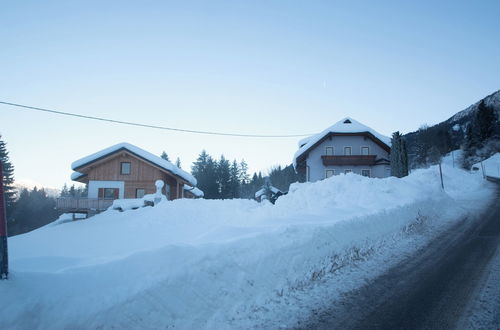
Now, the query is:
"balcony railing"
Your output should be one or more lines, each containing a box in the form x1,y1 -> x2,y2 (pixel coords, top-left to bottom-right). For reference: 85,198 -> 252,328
56,198 -> 114,212
321,155 -> 377,166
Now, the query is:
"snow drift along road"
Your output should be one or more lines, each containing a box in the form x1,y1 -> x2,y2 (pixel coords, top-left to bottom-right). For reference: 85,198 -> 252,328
0,164 -> 494,329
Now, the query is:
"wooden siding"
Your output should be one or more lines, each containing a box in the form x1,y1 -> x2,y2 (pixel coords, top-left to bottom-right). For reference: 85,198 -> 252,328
83,151 -> 183,200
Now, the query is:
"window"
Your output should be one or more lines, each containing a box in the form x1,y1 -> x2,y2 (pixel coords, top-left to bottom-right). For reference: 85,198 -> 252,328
325,170 -> 335,178
99,188 -> 119,199
325,146 -> 334,156
344,169 -> 352,174
121,162 -> 131,175
361,169 -> 370,177
344,147 -> 352,156
361,147 -> 369,155
136,188 -> 146,198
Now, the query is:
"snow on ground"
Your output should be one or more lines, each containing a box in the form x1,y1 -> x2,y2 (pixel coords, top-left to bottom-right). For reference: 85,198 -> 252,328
472,153 -> 500,179
0,165 -> 495,329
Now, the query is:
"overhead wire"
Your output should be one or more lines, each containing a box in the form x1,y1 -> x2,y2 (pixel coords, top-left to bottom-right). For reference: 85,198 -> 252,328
0,101 -> 314,138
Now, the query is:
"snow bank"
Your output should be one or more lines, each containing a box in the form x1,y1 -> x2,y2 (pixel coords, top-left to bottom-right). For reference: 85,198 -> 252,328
1,165 -> 494,329
472,153 -> 500,179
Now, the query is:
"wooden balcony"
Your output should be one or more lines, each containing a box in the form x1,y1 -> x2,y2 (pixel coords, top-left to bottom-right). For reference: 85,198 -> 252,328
321,155 -> 377,166
56,198 -> 114,213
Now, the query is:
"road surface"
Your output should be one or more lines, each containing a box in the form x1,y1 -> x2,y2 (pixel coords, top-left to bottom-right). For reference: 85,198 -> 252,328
302,187 -> 499,330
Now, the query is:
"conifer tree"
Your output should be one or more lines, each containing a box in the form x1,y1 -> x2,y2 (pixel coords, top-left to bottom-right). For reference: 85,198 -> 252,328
238,160 -> 250,184
390,131 -> 409,178
0,135 -> 15,221
216,155 -> 231,199
60,184 -> 70,197
160,151 -> 170,162
175,157 -> 182,169
414,125 -> 431,167
476,100 -> 497,142
191,150 -> 218,199
229,160 -> 240,198
69,184 -> 76,197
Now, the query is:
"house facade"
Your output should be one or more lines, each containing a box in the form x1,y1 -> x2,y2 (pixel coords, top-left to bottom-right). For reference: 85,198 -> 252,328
70,143 -> 198,201
294,118 -> 391,181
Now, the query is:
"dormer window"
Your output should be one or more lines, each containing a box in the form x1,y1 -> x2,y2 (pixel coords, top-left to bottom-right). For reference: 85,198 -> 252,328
343,119 -> 352,124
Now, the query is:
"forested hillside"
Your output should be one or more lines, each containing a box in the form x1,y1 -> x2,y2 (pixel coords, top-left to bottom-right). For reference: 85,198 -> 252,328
404,90 -> 500,168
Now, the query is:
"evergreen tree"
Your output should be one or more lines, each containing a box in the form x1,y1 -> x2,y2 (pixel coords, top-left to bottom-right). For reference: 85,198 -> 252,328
216,155 -> 231,199
69,184 -> 76,197
10,187 -> 60,236
160,151 -> 170,162
229,160 -> 240,198
268,164 -> 299,191
60,183 -> 70,197
238,160 -> 250,184
0,135 -> 15,221
390,132 -> 409,178
476,100 -> 497,142
414,125 -> 431,168
175,157 -> 182,169
401,139 -> 409,177
191,150 -> 219,199
462,123 -> 481,168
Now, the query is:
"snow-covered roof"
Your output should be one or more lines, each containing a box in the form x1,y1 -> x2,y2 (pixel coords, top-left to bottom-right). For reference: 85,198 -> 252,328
184,186 -> 204,197
254,186 -> 281,198
71,172 -> 86,181
71,142 -> 197,186
293,117 -> 392,168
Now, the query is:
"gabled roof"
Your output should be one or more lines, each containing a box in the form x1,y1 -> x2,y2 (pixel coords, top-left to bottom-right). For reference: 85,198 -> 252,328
293,117 -> 391,168
71,142 -> 197,186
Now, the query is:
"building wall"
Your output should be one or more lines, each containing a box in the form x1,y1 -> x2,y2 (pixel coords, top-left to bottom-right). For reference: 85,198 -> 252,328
305,135 -> 390,181
88,180 -> 125,199
85,152 -> 181,199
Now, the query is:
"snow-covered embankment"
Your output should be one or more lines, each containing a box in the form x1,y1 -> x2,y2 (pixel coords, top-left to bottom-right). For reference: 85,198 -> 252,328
0,165 -> 495,329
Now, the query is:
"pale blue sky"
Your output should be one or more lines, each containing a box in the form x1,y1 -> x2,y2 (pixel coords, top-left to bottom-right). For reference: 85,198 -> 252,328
1,0 -> 499,188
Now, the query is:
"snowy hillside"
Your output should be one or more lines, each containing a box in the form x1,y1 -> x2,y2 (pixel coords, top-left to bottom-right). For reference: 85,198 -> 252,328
0,166 -> 495,329
450,89 -> 500,123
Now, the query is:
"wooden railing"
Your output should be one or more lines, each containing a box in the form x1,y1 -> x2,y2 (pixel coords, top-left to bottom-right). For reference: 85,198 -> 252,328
321,155 -> 377,166
55,198 -> 114,212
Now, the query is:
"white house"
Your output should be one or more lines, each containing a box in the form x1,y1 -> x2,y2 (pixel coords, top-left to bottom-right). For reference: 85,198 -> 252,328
293,117 -> 392,181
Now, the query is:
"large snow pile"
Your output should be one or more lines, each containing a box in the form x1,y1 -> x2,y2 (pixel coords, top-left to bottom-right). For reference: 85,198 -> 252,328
472,153 -> 500,179
0,165 -> 494,329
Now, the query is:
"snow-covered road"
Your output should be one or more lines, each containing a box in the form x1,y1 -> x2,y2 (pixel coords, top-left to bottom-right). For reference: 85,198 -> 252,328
303,186 -> 500,330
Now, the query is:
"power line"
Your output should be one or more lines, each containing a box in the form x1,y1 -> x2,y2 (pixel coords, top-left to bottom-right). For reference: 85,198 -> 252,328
0,101 -> 314,138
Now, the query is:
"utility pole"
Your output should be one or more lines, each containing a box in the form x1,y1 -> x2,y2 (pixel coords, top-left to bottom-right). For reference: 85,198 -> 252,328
0,160 -> 9,279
